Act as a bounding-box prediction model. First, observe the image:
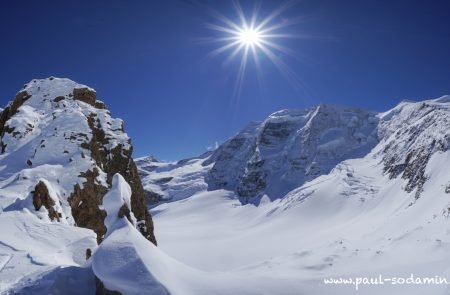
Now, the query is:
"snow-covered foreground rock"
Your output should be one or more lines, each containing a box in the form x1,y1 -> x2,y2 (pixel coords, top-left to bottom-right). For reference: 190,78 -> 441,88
0,78 -> 156,294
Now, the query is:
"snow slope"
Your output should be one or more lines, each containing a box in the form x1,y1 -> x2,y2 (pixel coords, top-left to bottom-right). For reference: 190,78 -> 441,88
150,154 -> 450,294
0,210 -> 97,293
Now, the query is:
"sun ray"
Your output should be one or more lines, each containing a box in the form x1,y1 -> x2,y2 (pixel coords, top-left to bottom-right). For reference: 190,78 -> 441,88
205,23 -> 240,35
209,40 -> 242,57
254,1 -> 297,31
249,2 -> 261,29
232,0 -> 249,29
257,39 -> 298,58
224,42 -> 246,65
257,44 -> 305,92
232,45 -> 250,107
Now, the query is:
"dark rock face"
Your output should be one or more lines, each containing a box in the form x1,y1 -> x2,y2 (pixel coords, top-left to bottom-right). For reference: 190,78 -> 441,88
32,181 -> 61,221
146,190 -> 165,204
380,102 -> 450,199
205,123 -> 259,193
69,169 -> 108,244
67,98 -> 157,245
118,203 -> 132,221
237,169 -> 267,202
96,278 -> 122,295
259,121 -> 293,145
86,248 -> 92,260
73,87 -> 97,106
0,90 -> 31,152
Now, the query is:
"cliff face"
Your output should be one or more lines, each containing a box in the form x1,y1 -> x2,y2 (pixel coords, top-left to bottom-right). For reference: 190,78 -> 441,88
204,105 -> 379,203
0,77 -> 156,245
375,96 -> 450,200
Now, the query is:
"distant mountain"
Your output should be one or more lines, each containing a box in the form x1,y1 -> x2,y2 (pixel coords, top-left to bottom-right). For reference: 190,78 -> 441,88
139,96 -> 450,295
140,96 -> 450,206
205,105 -> 379,203
139,104 -> 379,205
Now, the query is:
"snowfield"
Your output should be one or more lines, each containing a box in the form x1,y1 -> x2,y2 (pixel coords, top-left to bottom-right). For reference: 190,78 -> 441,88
149,153 -> 450,295
0,210 -> 97,294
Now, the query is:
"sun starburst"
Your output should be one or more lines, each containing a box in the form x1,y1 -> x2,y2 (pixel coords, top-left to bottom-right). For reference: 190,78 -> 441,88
204,1 -> 304,100
238,28 -> 262,46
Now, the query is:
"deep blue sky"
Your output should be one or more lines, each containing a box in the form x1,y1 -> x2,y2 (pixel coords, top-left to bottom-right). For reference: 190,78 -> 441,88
1,0 -> 449,160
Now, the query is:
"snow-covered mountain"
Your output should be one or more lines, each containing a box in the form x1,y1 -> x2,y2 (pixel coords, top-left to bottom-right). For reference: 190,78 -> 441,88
377,97 -> 450,200
141,97 -> 450,206
139,105 -> 379,205
0,78 -> 155,293
136,153 -> 211,205
139,95 -> 450,295
206,104 -> 379,203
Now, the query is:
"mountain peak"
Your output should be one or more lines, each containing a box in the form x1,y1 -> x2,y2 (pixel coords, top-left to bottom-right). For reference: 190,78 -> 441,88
0,77 -> 156,244
203,103 -> 379,203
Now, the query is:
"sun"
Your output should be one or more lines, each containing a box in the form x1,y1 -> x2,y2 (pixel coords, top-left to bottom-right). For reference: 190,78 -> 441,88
204,1 -> 303,98
238,27 -> 262,46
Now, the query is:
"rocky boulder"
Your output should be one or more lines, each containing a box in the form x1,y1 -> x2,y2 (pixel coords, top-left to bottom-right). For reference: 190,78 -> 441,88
32,180 -> 61,222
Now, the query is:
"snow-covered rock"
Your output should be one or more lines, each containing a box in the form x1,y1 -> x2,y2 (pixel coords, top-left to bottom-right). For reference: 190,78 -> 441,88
0,77 -> 156,293
0,77 -> 155,244
376,96 -> 450,200
102,174 -> 137,235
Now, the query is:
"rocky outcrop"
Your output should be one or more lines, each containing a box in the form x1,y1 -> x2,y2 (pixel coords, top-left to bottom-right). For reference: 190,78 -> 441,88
0,77 -> 156,245
69,169 -> 108,244
69,92 -> 156,244
0,90 -> 31,152
32,181 -> 61,221
379,99 -> 450,199
73,87 -> 97,106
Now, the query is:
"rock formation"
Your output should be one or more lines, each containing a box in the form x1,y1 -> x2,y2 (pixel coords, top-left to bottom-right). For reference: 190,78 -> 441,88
0,77 -> 156,245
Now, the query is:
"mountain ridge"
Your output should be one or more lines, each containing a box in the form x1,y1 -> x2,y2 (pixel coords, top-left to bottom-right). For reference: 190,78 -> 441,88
139,95 -> 450,207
